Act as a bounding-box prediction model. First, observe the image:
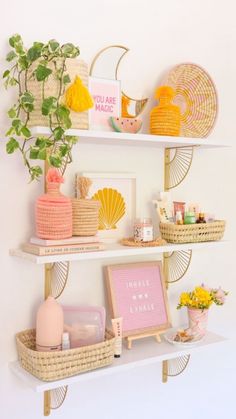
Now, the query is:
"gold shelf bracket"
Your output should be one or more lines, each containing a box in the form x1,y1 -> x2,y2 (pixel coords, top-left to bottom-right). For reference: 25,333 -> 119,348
164,146 -> 194,190
44,386 -> 68,416
163,250 -> 192,287
162,355 -> 191,383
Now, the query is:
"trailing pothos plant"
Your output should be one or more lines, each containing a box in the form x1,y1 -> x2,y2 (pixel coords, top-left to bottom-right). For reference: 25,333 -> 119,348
3,34 -> 80,181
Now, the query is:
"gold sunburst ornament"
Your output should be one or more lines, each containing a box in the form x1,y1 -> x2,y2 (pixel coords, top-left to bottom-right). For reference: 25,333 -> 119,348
165,63 -> 218,138
92,188 -> 126,230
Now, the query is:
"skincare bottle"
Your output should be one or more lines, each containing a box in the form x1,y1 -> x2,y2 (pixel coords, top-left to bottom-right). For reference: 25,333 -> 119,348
176,211 -> 183,225
62,332 -> 71,350
36,296 -> 64,351
184,212 -> 196,225
196,213 -> 206,224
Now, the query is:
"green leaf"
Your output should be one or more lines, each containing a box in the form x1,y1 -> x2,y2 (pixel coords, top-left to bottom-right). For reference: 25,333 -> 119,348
18,55 -> 29,70
49,155 -> 62,167
9,34 -> 22,48
63,74 -> 71,84
6,127 -> 15,136
61,43 -> 80,58
12,118 -> 23,135
37,148 -> 47,160
20,91 -> 34,104
56,105 -> 71,129
29,147 -> 39,159
59,144 -> 69,157
3,70 -> 10,79
6,51 -> 17,62
35,137 -> 46,148
41,96 -> 57,116
9,78 -> 18,86
8,107 -> 17,118
6,137 -> 19,154
30,165 -> 43,181
53,126 -> 65,140
27,42 -> 43,62
21,126 -> 31,138
35,64 -> 52,81
48,40 -> 60,53
65,135 -> 78,144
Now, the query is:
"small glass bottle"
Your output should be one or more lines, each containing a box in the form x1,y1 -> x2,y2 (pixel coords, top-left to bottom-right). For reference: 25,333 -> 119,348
62,332 -> 71,350
176,211 -> 183,225
196,213 -> 206,224
184,212 -> 196,224
134,218 -> 153,242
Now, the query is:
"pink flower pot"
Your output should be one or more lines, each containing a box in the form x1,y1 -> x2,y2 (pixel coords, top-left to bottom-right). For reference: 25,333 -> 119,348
187,308 -> 208,336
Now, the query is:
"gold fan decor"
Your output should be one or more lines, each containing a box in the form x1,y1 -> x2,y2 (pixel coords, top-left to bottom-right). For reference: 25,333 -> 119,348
165,63 -> 218,138
92,188 -> 126,230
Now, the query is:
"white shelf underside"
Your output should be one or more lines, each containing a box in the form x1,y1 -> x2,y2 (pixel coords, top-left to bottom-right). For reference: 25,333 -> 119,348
30,127 -> 229,149
9,331 -> 226,393
9,240 -> 227,264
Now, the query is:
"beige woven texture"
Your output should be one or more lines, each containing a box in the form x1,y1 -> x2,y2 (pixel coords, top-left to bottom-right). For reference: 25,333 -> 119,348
160,221 -> 225,244
16,329 -> 115,381
72,198 -> 100,236
28,58 -> 89,129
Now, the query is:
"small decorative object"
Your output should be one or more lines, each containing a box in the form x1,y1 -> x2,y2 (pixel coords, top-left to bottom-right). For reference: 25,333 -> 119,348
105,261 -> 171,348
153,199 -> 173,223
36,296 -> 64,351
65,76 -> 93,112
109,116 -> 142,133
3,34 -> 86,180
72,177 -> 100,236
16,328 -> 115,381
150,86 -> 181,136
36,169 -> 72,240
120,237 -> 166,247
88,77 -> 121,130
177,284 -> 228,336
134,218 -> 153,242
89,44 -> 148,117
184,211 -> 196,224
164,63 -> 218,137
196,213 -> 206,223
173,201 -> 185,221
160,220 -> 225,243
175,211 -> 183,225
79,172 -> 136,240
164,327 -> 204,346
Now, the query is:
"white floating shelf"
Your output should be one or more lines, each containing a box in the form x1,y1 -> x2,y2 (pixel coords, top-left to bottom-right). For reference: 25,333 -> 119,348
9,240 -> 227,265
30,127 -> 230,149
9,331 -> 226,393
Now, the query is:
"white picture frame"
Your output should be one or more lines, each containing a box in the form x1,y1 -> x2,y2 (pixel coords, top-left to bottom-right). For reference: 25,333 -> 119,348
77,172 -> 136,242
88,77 -> 121,131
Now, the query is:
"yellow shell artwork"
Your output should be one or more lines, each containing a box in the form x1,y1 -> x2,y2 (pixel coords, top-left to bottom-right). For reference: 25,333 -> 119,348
92,188 -> 126,230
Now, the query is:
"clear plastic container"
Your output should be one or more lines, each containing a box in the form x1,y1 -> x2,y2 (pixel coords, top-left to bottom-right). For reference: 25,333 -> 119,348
134,218 -> 153,242
63,306 -> 106,348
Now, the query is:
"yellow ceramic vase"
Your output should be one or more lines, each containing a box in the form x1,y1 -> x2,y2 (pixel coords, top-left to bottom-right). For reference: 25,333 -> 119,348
150,86 -> 181,136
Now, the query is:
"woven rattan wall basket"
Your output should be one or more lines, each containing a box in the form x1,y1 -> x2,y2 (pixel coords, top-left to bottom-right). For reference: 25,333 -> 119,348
16,328 -> 115,382
27,58 -> 89,129
159,221 -> 225,244
73,176 -> 100,236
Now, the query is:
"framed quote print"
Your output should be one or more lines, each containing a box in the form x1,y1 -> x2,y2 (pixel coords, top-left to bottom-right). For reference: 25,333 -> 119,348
105,261 -> 171,348
89,77 -> 121,131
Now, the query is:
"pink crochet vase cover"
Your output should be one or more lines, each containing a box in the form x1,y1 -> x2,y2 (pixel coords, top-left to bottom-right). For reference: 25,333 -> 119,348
35,169 -> 72,239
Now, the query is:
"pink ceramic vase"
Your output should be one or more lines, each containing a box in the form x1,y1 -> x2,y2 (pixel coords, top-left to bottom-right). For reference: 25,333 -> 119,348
35,169 -> 72,239
36,296 -> 64,351
187,307 -> 208,336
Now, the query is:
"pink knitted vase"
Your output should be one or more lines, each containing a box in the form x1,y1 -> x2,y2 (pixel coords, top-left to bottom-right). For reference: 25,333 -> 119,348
36,169 -> 72,239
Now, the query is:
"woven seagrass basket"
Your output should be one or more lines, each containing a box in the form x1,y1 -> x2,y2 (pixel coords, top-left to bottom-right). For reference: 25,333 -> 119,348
16,328 -> 115,382
27,58 -> 89,129
159,221 -> 225,244
72,198 -> 100,236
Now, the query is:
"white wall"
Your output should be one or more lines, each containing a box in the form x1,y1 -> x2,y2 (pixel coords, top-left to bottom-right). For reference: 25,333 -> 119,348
0,1 -> 236,418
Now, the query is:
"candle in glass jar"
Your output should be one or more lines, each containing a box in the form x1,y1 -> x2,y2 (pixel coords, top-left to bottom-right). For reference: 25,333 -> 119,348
134,218 -> 153,242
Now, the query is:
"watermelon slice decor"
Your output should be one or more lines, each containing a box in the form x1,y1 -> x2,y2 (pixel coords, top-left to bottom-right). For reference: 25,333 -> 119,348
109,117 -> 142,133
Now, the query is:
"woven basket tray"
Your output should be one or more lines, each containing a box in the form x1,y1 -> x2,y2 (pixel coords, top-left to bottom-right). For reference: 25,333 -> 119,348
159,220 -> 225,244
16,329 -> 115,382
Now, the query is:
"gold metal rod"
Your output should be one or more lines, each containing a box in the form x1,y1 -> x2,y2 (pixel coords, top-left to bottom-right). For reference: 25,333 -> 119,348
162,360 -> 168,383
44,391 -> 51,416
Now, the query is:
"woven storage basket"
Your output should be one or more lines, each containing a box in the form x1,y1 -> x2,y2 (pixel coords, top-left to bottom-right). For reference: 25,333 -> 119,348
27,58 -> 89,129
159,221 -> 225,244
16,328 -> 115,382
72,198 -> 100,236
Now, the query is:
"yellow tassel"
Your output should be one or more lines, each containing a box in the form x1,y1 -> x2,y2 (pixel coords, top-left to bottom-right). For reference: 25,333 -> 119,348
65,76 -> 94,112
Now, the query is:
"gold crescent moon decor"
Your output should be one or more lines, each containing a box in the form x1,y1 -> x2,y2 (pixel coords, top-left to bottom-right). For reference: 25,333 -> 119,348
90,45 -> 148,118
